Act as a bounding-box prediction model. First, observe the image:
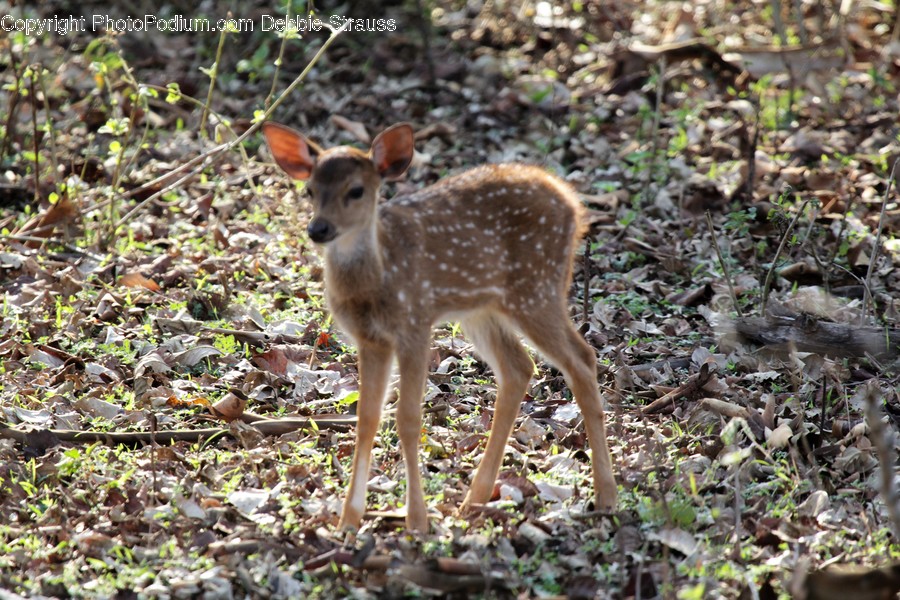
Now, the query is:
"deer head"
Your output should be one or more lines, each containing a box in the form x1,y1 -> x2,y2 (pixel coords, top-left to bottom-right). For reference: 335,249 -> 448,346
262,122 -> 413,245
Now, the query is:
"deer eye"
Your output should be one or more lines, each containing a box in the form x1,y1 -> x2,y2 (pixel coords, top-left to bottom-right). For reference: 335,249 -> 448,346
347,186 -> 365,200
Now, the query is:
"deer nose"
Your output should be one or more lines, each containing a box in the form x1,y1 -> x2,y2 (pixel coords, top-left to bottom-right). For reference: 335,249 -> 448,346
307,218 -> 337,243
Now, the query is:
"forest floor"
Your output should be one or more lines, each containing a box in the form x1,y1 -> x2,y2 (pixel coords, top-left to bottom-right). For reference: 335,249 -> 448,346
1,1 -> 900,598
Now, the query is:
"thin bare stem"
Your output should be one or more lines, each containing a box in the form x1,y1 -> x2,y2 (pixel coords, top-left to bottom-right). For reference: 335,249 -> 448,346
29,66 -> 40,205
114,19 -> 350,231
642,58 -> 666,207
863,381 -> 900,540
770,0 -> 788,46
861,157 -> 900,325
414,0 -> 436,89
0,233 -> 105,260
706,211 -> 743,317
201,15 -> 230,138
760,194 -> 810,317
0,43 -> 22,161
35,68 -> 60,189
582,234 -> 592,326
742,100 -> 761,202
114,142 -> 229,229
265,3 -> 293,109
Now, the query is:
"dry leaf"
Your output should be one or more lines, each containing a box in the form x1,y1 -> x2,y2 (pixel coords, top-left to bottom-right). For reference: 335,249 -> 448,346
209,391 -> 246,421
120,272 -> 161,291
767,423 -> 793,449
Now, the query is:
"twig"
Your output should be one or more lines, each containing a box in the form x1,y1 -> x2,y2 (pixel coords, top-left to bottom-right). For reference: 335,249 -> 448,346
113,143 -> 228,229
821,194 -> 855,293
642,58 -> 667,207
265,4 -> 293,110
150,412 -> 158,496
0,414 -> 357,447
791,0 -> 808,44
208,539 -> 307,561
770,0 -> 789,46
861,157 -> 900,325
0,41 -> 22,160
706,210 -> 743,317
0,233 -> 104,260
629,356 -> 692,373
582,233 -> 592,326
200,13 -> 230,138
35,68 -> 60,189
114,18 -> 351,231
760,194 -> 810,317
732,460 -> 743,560
863,380 -> 900,540
413,0 -> 436,90
29,65 -> 40,205
124,134 -> 228,192
642,361 -> 715,414
740,99 -> 761,202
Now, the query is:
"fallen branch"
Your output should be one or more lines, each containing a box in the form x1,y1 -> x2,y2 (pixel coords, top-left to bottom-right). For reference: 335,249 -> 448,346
0,414 -> 356,447
796,562 -> 900,600
642,361 -> 716,414
733,312 -> 900,360
629,356 -> 692,373
614,40 -> 746,86
700,397 -> 767,440
304,548 -> 506,595
207,539 -> 306,562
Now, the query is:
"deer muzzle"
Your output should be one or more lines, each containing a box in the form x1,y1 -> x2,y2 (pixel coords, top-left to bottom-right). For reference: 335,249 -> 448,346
307,217 -> 337,243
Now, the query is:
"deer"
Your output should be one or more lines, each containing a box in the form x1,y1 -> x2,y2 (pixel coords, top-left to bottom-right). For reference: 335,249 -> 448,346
262,120 -> 618,532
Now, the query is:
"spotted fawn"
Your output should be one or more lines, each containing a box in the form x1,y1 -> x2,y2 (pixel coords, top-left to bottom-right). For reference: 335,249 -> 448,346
263,121 -> 617,531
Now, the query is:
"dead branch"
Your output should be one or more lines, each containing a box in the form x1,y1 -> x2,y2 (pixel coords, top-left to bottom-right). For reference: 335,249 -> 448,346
700,397 -> 767,440
862,381 -> 900,540
796,563 -> 900,600
706,210 -> 743,317
642,361 -> 715,414
861,157 -> 900,324
304,548 -> 505,594
0,414 -> 356,447
760,196 -> 811,317
733,312 -> 900,360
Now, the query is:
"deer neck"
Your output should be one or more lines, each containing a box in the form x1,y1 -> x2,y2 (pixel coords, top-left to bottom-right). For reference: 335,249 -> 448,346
323,223 -> 384,295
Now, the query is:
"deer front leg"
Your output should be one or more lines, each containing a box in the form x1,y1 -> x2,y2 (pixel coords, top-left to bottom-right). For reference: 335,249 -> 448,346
395,342 -> 430,531
339,340 -> 393,530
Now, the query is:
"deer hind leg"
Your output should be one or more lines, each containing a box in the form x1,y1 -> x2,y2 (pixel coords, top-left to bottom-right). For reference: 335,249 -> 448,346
339,340 -> 393,530
460,312 -> 534,510
517,309 -> 618,512
395,337 -> 432,531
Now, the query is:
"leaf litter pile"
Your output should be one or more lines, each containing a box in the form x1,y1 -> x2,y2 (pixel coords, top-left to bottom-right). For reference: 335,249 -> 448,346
2,1 -> 900,598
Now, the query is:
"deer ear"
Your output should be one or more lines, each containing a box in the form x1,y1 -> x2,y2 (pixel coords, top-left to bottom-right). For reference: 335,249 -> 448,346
370,123 -> 414,180
262,122 -> 321,180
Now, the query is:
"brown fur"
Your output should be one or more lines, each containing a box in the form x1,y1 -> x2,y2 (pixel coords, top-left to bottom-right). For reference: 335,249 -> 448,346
262,122 -> 617,532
